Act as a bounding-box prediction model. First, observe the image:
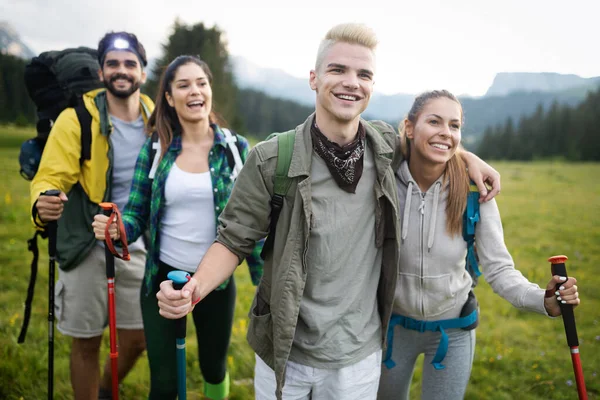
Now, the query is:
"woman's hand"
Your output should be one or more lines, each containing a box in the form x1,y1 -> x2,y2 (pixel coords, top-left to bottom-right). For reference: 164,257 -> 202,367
92,214 -> 120,240
544,276 -> 580,317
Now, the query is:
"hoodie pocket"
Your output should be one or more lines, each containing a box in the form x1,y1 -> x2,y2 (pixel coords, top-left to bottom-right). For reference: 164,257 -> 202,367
422,274 -> 457,317
395,272 -> 422,315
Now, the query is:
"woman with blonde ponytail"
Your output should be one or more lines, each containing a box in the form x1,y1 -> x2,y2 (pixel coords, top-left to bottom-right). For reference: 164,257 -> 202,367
378,90 -> 581,400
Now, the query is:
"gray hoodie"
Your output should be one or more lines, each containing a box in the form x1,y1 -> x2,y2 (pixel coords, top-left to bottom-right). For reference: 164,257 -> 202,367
394,160 -> 548,321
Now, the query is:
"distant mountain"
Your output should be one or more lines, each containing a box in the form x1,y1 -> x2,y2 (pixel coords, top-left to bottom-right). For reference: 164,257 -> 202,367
231,56 -> 315,106
459,85 -> 597,146
485,72 -> 600,97
0,21 -> 35,59
4,20 -> 598,142
365,92 -> 414,122
232,56 -> 600,141
231,55 -> 415,121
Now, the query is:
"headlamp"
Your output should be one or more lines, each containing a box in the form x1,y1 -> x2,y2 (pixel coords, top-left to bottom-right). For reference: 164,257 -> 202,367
98,33 -> 147,67
113,38 -> 130,50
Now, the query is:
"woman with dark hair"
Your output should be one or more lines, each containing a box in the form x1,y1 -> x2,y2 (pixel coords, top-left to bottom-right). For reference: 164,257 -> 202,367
377,90 -> 581,400
93,55 -> 263,400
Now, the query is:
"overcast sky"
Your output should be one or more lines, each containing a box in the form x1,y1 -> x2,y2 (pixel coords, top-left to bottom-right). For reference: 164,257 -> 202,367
2,0 -> 599,97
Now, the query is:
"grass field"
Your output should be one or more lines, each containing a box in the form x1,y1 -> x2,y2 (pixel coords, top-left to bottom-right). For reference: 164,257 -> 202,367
0,124 -> 598,399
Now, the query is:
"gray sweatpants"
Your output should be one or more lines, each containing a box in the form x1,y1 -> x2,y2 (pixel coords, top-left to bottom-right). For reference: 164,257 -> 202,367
378,325 -> 476,400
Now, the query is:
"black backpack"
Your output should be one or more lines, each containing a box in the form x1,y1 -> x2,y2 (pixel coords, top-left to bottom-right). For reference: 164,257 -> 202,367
17,47 -> 103,344
19,47 -> 104,180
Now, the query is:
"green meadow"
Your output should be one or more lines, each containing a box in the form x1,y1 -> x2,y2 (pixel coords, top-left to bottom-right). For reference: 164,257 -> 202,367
0,124 -> 598,399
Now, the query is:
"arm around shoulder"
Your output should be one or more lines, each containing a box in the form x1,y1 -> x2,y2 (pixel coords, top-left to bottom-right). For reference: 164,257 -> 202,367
460,149 -> 501,202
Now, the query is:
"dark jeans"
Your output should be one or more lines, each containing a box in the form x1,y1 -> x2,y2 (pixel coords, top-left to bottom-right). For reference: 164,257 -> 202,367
141,261 -> 236,399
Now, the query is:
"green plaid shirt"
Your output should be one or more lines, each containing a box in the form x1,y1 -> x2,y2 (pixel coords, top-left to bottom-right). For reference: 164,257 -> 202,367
122,124 -> 264,295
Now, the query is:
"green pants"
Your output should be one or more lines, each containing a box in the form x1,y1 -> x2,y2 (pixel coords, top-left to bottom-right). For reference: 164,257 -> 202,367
141,262 -> 236,399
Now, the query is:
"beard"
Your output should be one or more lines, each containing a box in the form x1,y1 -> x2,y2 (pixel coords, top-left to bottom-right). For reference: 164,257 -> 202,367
104,73 -> 141,99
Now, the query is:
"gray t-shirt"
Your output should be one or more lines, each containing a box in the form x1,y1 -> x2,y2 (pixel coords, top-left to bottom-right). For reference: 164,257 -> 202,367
288,144 -> 383,368
109,114 -> 146,251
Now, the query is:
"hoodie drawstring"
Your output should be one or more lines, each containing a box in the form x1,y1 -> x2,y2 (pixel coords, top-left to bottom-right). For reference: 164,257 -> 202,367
427,181 -> 442,251
401,181 -> 413,241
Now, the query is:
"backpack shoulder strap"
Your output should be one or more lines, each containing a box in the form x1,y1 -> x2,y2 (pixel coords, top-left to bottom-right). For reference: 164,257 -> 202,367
260,129 -> 295,259
273,130 -> 295,196
222,128 -> 244,180
463,181 -> 482,286
148,131 -> 160,180
18,231 -> 43,343
74,103 -> 92,165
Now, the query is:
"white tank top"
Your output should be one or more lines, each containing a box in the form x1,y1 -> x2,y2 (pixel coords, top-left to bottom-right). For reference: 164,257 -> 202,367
159,162 -> 216,272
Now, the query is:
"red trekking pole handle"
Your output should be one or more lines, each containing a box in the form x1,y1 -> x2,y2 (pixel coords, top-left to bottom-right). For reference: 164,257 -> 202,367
549,255 -> 587,400
99,202 -> 130,261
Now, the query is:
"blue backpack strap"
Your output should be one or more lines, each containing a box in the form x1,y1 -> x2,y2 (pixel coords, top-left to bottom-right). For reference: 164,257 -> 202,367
463,181 -> 481,284
383,311 -> 478,370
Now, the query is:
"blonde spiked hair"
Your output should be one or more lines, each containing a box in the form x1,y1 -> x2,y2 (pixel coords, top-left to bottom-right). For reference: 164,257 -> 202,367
315,23 -> 378,71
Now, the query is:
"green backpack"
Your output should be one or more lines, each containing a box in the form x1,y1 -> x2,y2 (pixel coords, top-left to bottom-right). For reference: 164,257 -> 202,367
260,128 -> 482,286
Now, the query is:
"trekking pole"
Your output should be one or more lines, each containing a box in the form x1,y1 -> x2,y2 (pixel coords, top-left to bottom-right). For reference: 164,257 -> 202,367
548,255 -> 588,400
99,202 -> 131,400
167,270 -> 191,400
42,189 -> 60,400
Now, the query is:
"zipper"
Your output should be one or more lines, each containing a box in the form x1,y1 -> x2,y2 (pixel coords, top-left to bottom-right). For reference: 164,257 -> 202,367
419,192 -> 425,317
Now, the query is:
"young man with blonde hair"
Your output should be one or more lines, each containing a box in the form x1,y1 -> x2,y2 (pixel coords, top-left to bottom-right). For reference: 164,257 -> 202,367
155,23 -> 499,400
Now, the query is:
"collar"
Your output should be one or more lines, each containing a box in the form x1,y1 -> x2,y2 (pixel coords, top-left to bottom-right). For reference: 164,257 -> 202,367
168,123 -> 226,152
94,90 -> 151,136
288,113 -> 395,179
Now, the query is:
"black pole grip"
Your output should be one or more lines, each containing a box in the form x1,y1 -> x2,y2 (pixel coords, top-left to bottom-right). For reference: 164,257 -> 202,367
172,280 -> 187,339
551,261 -> 579,347
103,208 -> 116,279
41,189 -> 61,259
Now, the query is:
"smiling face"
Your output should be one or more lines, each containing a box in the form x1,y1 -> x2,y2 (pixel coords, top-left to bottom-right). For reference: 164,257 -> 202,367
405,97 -> 463,167
99,50 -> 146,99
165,62 -> 213,124
309,42 -> 375,126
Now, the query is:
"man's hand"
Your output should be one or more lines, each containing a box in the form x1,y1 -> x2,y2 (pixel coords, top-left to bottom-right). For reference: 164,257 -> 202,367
156,277 -> 201,319
463,152 -> 501,202
36,191 -> 68,222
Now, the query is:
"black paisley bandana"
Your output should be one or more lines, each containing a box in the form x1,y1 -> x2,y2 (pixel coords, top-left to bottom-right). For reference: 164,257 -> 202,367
311,119 -> 365,194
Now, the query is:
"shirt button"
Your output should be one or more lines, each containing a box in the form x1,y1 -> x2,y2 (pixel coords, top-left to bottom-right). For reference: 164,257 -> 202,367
210,168 -> 215,172
214,188 -> 218,193
210,151 -> 213,155
216,206 -> 220,211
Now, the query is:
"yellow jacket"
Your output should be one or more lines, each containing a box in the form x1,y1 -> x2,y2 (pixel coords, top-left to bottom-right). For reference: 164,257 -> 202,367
30,88 -> 154,270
